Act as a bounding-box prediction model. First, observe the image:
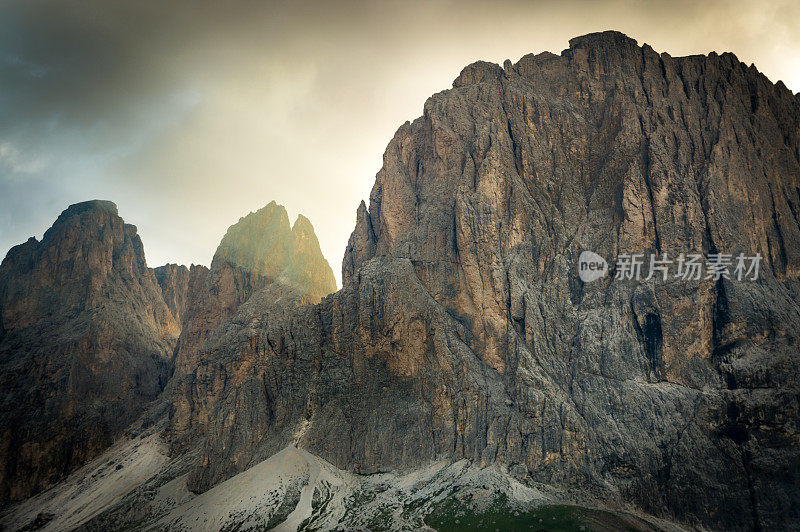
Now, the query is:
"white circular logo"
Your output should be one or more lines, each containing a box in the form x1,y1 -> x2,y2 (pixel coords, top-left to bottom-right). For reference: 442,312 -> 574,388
578,251 -> 608,283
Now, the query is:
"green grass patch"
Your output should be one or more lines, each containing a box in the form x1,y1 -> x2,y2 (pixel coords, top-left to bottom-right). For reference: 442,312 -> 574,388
424,492 -> 646,532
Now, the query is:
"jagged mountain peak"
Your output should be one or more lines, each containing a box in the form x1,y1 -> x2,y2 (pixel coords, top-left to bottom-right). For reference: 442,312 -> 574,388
45,200 -> 131,248
0,200 -> 177,500
211,201 -> 292,273
566,29 -> 639,50
210,201 -> 335,300
165,201 -> 335,385
291,213 -> 314,234
55,198 -> 119,219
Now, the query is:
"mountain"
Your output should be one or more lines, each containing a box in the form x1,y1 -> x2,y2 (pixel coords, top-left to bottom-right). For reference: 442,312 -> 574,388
153,263 -> 200,325
1,31 -> 799,531
166,201 -> 334,378
165,201 -> 336,450
212,201 -> 336,303
165,31 -> 800,530
0,199 -> 336,508
0,201 -> 178,500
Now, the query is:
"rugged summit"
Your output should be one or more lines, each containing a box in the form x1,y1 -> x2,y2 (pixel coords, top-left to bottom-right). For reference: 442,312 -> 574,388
0,201 -> 178,500
0,199 -> 336,508
164,202 -> 337,453
212,201 -> 336,302
167,202 -> 335,376
171,31 -> 800,530
154,263 -> 196,324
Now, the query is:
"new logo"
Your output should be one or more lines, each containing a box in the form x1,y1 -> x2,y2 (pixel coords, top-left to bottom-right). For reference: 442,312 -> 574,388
578,251 -> 608,282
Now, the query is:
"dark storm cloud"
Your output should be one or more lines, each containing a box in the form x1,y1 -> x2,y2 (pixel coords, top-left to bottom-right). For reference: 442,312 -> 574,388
0,0 -> 211,247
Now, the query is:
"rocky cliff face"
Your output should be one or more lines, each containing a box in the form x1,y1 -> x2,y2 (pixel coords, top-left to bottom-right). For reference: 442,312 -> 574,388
169,202 -> 335,376
165,202 -> 336,450
155,263 -> 196,325
0,201 -> 178,500
171,32 -> 800,530
0,30 -> 797,532
212,201 -> 336,303
0,200 -> 336,505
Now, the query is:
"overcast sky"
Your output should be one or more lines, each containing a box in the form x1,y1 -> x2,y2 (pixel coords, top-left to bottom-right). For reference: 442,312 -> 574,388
1,0 -> 798,286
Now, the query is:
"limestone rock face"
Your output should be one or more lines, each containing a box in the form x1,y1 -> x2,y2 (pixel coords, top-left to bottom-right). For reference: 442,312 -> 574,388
154,263 -> 210,367
166,203 -> 335,449
175,32 -> 800,530
170,202 -> 334,375
0,200 -> 178,500
212,201 -> 336,303
290,213 -> 339,302
154,263 -> 198,325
